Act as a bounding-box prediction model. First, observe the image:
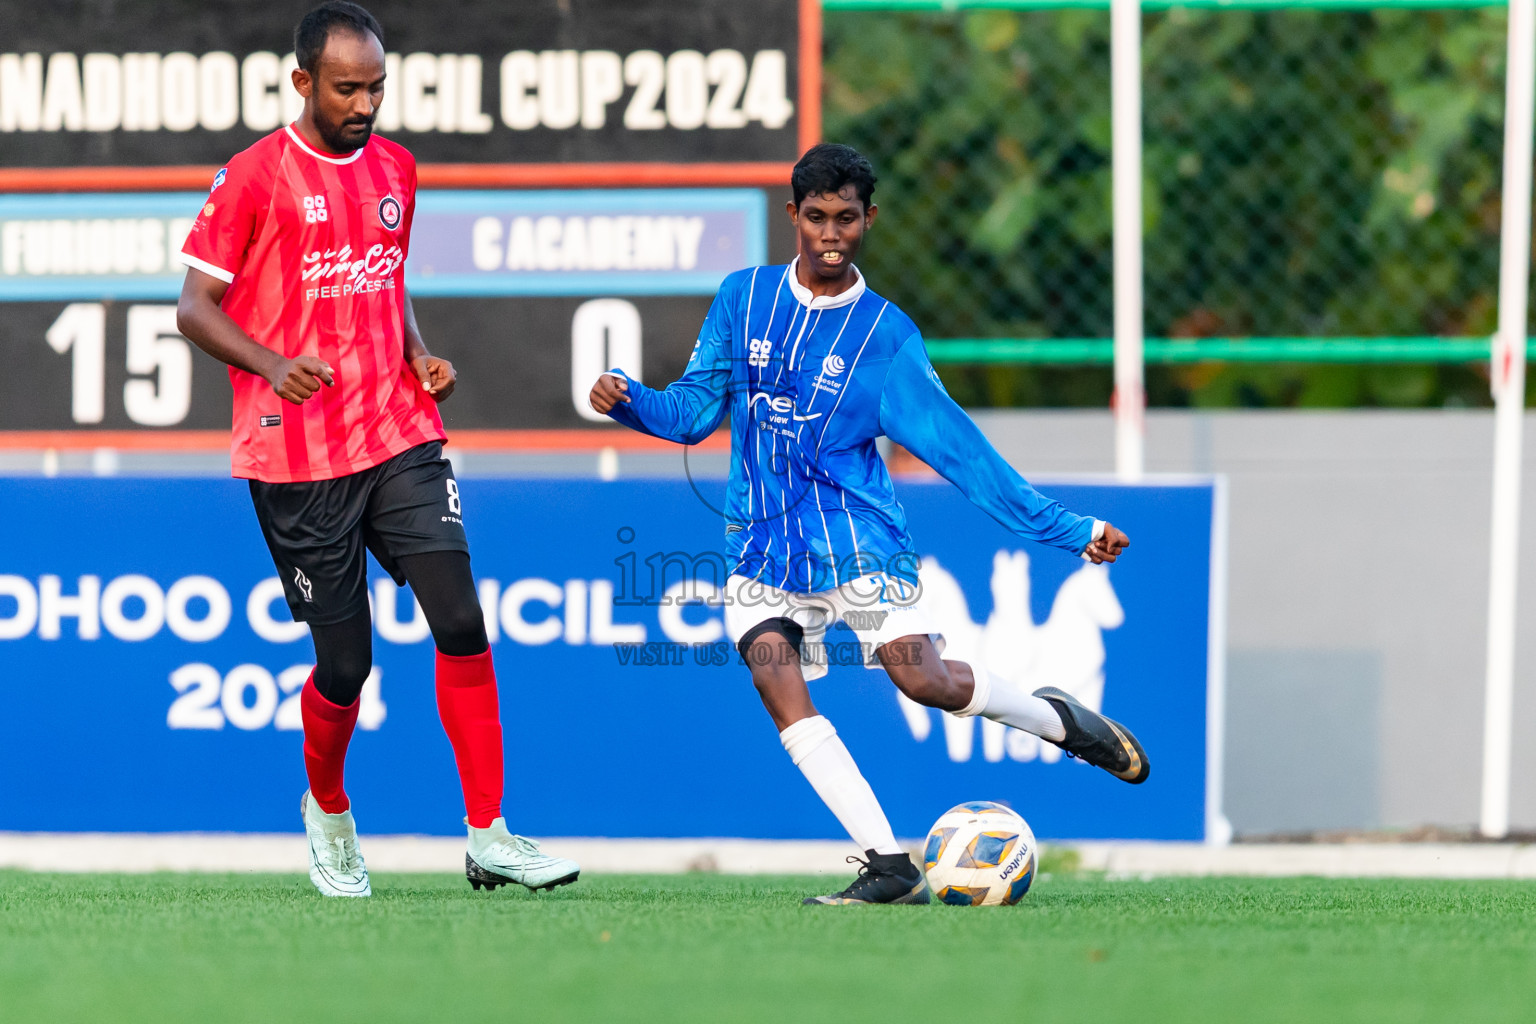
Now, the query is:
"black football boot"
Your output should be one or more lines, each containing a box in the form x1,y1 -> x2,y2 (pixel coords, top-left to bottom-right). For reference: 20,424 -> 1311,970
1034,686 -> 1151,784
802,851 -> 932,905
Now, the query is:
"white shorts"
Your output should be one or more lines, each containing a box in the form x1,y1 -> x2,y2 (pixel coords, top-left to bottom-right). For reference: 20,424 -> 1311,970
723,572 -> 942,682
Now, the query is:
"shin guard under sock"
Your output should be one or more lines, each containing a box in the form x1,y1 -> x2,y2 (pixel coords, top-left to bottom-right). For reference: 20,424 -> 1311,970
435,648 -> 505,829
780,715 -> 902,855
301,674 -> 360,814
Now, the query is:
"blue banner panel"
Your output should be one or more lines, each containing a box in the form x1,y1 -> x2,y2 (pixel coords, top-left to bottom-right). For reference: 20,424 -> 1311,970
0,476 -> 1213,840
0,190 -> 766,301
407,190 -> 767,296
0,194 -> 203,301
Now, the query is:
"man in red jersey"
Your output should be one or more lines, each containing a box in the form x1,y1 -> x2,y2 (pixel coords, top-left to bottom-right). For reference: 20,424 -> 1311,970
175,1 -> 578,898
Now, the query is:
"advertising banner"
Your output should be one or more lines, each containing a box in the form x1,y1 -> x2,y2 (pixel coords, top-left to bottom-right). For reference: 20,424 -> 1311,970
0,475 -> 1220,841
0,0 -> 817,183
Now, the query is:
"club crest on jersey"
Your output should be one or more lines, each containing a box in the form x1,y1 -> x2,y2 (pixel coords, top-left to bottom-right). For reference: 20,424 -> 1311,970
377,195 -> 402,230
210,168 -> 227,192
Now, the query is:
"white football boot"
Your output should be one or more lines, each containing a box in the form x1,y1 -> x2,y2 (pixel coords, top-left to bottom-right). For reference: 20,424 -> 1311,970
464,817 -> 580,892
300,790 -> 371,898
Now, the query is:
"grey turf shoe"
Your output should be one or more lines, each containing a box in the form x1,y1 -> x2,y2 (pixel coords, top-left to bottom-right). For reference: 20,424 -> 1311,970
1034,686 -> 1150,784
300,790 -> 371,897
803,851 -> 932,905
464,817 -> 581,892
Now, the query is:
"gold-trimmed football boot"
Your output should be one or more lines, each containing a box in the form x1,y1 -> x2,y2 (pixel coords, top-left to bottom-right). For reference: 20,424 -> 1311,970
1033,686 -> 1151,784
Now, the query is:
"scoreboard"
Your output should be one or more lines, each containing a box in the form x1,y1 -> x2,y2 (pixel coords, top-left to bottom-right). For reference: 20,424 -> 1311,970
0,0 -> 816,435
0,189 -> 773,431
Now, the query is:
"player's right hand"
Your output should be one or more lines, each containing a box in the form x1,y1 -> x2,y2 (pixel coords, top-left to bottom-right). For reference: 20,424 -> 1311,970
1083,523 -> 1130,564
588,373 -> 630,414
268,355 -> 335,404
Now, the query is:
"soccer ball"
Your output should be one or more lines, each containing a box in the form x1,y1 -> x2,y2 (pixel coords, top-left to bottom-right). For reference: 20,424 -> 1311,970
922,801 -> 1037,906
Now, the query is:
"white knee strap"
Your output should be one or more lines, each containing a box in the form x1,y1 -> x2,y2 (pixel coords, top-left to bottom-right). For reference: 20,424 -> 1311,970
954,662 -> 993,718
779,715 -> 837,766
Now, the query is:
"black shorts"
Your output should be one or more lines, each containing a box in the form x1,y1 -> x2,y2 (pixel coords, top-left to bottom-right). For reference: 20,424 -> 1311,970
248,441 -> 469,625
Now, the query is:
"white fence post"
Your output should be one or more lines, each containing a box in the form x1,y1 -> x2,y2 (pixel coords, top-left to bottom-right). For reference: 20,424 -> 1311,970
1481,0 -> 1534,840
1112,0 -> 1145,481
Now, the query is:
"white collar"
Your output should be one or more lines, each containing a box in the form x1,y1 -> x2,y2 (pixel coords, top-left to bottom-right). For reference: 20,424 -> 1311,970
785,257 -> 867,310
284,123 -> 366,165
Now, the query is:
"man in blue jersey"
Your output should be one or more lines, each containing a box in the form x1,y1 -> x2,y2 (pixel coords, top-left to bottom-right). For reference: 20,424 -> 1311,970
589,144 -> 1146,906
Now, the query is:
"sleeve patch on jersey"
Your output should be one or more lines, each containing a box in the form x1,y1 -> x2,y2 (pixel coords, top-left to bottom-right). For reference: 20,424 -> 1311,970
211,167 -> 228,192
926,362 -> 948,393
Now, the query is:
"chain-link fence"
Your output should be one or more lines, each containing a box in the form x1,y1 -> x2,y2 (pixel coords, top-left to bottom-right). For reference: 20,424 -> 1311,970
823,3 -> 1514,407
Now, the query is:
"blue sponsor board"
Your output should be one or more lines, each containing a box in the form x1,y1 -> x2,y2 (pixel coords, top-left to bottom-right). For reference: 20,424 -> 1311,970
0,190 -> 766,300
0,476 -> 1218,840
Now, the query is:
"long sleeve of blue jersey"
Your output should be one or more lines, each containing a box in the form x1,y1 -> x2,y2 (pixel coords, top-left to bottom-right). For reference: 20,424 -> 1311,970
878,334 -> 1096,555
605,293 -> 732,445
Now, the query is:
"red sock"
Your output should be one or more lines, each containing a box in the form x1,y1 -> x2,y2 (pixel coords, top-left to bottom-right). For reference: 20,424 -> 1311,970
435,649 -> 504,828
301,674 -> 359,814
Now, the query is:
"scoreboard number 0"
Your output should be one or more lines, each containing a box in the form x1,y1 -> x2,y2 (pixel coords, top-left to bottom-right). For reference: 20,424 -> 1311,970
571,298 -> 643,422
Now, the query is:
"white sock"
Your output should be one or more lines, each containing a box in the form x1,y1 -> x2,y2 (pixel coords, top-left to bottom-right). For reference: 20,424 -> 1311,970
779,716 -> 902,856
955,665 -> 1066,742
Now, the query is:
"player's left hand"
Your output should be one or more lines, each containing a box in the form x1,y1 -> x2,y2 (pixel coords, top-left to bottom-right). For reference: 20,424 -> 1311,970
411,355 -> 456,402
1084,523 -> 1130,564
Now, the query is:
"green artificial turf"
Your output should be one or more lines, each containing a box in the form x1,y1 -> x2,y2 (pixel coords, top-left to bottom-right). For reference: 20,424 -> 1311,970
3,871 -> 1535,1024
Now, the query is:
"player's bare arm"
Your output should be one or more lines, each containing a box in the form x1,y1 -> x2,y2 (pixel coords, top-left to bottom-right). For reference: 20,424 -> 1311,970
589,373 -> 630,413
1084,523 -> 1131,564
176,267 -> 334,404
403,288 -> 455,402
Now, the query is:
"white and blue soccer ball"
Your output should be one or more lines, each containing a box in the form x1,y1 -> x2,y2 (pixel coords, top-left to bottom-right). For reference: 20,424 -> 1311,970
922,801 -> 1037,906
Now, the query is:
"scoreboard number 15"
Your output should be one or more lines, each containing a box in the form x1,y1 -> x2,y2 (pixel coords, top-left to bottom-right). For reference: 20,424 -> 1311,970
47,302 -> 193,426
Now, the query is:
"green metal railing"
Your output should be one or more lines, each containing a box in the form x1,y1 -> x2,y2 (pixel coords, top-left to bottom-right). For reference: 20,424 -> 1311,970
825,0 -> 1511,367
924,337 -> 1531,364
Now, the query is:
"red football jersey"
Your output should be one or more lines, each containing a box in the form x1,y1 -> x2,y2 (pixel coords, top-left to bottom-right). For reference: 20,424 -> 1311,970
179,125 -> 445,483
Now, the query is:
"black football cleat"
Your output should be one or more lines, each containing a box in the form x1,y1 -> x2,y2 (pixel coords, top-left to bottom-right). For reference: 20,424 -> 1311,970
802,851 -> 932,905
1034,686 -> 1150,784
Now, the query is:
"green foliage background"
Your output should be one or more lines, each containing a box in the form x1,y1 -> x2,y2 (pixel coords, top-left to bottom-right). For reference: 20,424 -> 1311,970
823,7 -> 1521,407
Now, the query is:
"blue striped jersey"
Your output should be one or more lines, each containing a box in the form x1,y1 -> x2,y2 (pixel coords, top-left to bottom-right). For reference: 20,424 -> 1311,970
606,260 -> 1095,592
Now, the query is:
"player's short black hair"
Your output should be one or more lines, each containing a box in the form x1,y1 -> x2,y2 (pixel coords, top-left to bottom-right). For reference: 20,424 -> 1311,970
295,2 -> 385,75
791,144 -> 877,208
